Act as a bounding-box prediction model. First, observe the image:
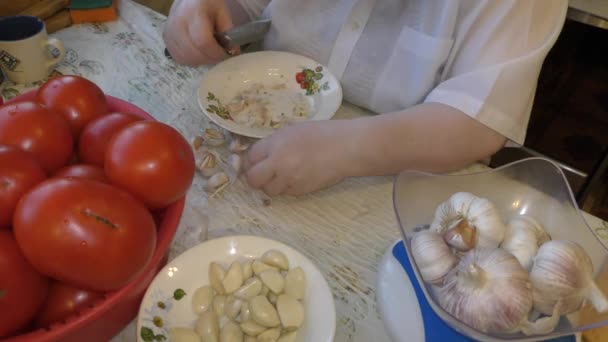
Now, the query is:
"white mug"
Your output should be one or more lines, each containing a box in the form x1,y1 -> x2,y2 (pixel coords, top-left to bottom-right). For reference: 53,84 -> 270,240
0,15 -> 65,84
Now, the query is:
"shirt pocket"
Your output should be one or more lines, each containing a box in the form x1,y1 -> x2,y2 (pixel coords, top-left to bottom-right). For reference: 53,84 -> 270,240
370,26 -> 454,113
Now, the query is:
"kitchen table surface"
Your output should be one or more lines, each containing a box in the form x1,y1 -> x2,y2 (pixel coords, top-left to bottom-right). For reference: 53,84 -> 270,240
2,1 -> 608,341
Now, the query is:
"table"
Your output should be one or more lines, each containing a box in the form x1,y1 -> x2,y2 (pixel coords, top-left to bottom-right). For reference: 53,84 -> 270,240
3,1 -> 608,341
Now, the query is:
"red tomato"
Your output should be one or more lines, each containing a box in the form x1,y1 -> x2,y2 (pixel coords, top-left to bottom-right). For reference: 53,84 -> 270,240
0,101 -> 73,173
0,231 -> 49,338
53,164 -> 109,184
105,121 -> 195,209
0,145 -> 46,228
36,75 -> 108,138
35,281 -> 104,328
78,112 -> 144,166
13,178 -> 157,291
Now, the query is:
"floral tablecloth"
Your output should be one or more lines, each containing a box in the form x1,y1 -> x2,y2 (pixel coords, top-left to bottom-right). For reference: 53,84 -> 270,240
2,1 -> 608,341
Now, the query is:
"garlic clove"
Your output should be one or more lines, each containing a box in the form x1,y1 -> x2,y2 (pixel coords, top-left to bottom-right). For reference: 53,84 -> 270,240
501,218 -> 539,270
223,261 -> 245,294
257,327 -> 281,342
209,262 -> 226,294
199,151 -> 221,177
240,320 -> 266,336
277,330 -> 297,342
192,285 -> 214,314
276,294 -> 304,331
284,267 -> 306,300
438,248 -> 533,333
203,128 -> 226,146
206,172 -> 229,193
233,276 -> 263,300
261,250 -> 289,270
252,260 -> 279,276
259,269 -> 285,294
228,154 -> 243,175
169,327 -> 201,342
518,300 -> 563,336
242,260 -> 253,280
225,295 -> 244,320
530,240 -> 608,315
220,321 -> 243,342
195,310 -> 220,341
213,294 -> 226,317
249,295 -> 280,327
244,336 -> 257,342
430,192 -> 506,249
229,135 -> 251,153
192,136 -> 204,150
410,231 -> 458,284
239,301 -> 251,322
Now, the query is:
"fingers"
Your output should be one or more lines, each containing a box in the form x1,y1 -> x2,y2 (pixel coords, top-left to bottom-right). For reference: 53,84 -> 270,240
262,176 -> 289,197
247,138 -> 272,167
245,159 -> 275,190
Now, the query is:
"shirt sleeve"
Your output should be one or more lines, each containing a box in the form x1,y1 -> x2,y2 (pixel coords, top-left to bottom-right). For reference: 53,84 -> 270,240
424,0 -> 568,145
235,0 -> 271,20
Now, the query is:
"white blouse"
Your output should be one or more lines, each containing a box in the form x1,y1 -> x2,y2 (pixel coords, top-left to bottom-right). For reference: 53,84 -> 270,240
235,0 -> 568,145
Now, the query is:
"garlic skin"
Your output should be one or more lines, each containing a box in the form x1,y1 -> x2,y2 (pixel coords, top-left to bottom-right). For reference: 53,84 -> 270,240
203,128 -> 226,146
530,240 -> 608,315
430,192 -> 506,250
438,248 -> 533,333
198,151 -> 221,177
410,231 -> 458,284
501,219 -> 538,270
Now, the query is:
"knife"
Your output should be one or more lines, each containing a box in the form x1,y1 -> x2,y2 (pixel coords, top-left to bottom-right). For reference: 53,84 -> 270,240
164,19 -> 271,60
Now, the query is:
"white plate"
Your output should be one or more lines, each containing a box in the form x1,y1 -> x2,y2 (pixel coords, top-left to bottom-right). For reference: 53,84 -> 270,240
136,235 -> 336,342
197,51 -> 343,138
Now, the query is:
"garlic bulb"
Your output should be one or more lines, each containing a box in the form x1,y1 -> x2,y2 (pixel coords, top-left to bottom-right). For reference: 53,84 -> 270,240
430,192 -> 506,251
410,231 -> 458,284
438,248 -> 533,333
500,215 -> 550,270
530,240 -> 608,315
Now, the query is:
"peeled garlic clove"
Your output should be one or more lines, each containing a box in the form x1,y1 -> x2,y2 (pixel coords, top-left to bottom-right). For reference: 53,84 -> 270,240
192,285 -> 215,314
210,262 -> 227,294
501,217 -> 539,269
169,327 -> 201,342
257,328 -> 281,342
268,292 -> 278,305
223,261 -> 244,294
220,321 -> 244,342
229,135 -> 251,152
284,267 -> 306,300
530,240 -> 608,315
213,294 -> 227,317
249,295 -> 280,327
240,320 -> 266,336
225,295 -> 243,320
430,192 -> 506,249
410,231 -> 458,284
260,285 -> 269,297
261,250 -> 289,270
244,336 -> 257,342
242,260 -> 253,280
277,331 -> 297,342
196,310 -> 220,342
204,128 -> 226,146
276,294 -> 304,331
259,269 -> 285,294
252,260 -> 279,276
206,172 -> 229,192
199,151 -> 221,177
438,248 -> 533,333
234,277 -> 263,300
239,301 -> 251,322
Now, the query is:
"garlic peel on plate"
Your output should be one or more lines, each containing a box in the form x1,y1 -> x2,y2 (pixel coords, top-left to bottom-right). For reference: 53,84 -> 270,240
438,248 -> 533,333
430,192 -> 506,251
410,230 -> 458,284
530,240 -> 608,315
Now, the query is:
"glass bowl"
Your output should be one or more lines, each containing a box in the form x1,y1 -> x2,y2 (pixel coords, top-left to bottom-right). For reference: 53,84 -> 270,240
393,157 -> 608,341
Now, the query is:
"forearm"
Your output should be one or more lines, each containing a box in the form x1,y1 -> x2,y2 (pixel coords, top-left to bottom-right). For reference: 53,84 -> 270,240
341,103 -> 506,177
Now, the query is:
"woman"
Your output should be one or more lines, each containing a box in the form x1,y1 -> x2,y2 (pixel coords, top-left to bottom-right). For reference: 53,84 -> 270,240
163,0 -> 568,196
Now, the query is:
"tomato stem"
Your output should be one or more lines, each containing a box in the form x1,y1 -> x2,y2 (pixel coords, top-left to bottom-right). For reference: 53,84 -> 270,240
80,209 -> 118,229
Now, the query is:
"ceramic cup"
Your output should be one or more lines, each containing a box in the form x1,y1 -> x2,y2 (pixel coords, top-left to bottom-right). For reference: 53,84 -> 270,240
0,15 -> 65,84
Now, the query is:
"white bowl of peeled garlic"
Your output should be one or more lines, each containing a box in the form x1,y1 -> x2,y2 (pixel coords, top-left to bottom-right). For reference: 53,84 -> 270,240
394,157 -> 608,342
136,235 -> 335,342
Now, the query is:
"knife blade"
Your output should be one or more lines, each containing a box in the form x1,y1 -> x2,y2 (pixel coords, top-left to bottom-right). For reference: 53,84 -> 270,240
165,19 -> 271,60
